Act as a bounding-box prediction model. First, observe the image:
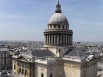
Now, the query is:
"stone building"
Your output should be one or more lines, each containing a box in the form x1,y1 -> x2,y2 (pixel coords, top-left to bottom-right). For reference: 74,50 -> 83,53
12,1 -> 99,77
0,48 -> 12,70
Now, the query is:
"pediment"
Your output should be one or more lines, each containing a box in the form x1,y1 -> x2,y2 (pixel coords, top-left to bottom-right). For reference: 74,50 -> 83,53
17,56 -> 29,62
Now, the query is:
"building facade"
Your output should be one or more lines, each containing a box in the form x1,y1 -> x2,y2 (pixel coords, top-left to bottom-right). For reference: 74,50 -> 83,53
12,1 -> 98,77
0,48 -> 12,71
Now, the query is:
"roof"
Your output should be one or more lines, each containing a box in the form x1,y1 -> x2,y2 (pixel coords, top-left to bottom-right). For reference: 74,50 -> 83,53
0,48 -> 9,54
22,49 -> 55,58
0,48 -> 9,52
64,47 -> 89,60
49,13 -> 68,24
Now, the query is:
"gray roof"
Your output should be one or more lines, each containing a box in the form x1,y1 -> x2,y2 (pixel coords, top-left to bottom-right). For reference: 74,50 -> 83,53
49,13 -> 68,25
64,47 -> 89,59
22,49 -> 55,57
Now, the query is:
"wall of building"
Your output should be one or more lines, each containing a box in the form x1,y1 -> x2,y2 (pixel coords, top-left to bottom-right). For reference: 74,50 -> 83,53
0,51 -> 12,70
35,62 -> 59,77
85,61 -> 97,77
47,62 -> 62,77
64,61 -> 81,77
35,64 -> 47,77
48,65 -> 58,77
12,59 -> 18,75
34,60 -> 82,77
12,58 -> 34,77
81,60 -> 97,77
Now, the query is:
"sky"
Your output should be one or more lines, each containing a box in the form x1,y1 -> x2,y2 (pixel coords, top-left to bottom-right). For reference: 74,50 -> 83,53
0,0 -> 103,42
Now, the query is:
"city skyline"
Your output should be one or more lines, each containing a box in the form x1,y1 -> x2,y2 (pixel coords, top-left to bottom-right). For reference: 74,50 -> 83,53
0,0 -> 103,42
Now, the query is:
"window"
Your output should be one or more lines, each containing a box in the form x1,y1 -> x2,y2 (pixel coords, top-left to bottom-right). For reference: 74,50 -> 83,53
25,70 -> 27,75
50,73 -> 52,77
22,69 -> 24,75
41,73 -> 44,77
19,68 -> 21,74
54,25 -> 56,28
58,25 -> 60,28
63,26 -> 64,29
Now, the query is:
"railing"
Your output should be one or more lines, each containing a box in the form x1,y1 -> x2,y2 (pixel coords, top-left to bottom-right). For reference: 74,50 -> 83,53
44,29 -> 72,32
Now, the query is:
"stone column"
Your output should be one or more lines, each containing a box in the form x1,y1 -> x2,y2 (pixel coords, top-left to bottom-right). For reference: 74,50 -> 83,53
54,35 -> 56,45
60,35 -> 62,45
51,35 -> 52,45
66,35 -> 67,45
67,35 -> 69,45
53,35 -> 54,45
46,35 -> 48,44
62,35 -> 63,45
62,35 -> 63,44
49,35 -> 50,45
67,35 -> 68,45
58,35 -> 60,45
48,35 -> 49,45
70,35 -> 72,45
63,35 -> 64,45
46,35 -> 47,45
71,35 -> 73,45
50,35 -> 51,45
44,35 -> 46,44
57,35 -> 59,45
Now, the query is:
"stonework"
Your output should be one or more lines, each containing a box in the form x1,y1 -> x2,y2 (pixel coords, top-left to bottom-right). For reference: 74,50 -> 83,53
12,57 -> 35,77
44,1 -> 73,48
12,1 -> 98,77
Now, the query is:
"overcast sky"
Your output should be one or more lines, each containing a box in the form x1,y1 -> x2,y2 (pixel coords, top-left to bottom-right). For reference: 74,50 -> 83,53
0,0 -> 103,42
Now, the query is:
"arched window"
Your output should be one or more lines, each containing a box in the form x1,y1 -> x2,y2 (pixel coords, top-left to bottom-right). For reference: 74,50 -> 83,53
50,73 -> 52,77
41,73 -> 44,77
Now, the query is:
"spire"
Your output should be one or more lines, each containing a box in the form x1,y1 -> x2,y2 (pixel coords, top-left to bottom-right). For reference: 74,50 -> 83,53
55,0 -> 62,13
58,0 -> 59,4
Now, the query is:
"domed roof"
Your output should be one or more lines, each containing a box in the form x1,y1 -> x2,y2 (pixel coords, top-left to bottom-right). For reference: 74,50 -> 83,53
49,13 -> 69,24
48,1 -> 69,25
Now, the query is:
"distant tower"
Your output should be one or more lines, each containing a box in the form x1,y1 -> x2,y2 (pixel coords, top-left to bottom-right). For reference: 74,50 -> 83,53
44,1 -> 73,47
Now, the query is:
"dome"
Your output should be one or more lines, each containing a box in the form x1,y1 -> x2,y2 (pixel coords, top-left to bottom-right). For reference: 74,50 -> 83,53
49,13 -> 69,25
